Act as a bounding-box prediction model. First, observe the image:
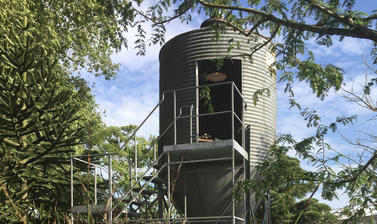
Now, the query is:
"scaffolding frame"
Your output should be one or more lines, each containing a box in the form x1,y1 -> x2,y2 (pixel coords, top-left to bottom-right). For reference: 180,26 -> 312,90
70,153 -> 114,224
69,81 -> 271,223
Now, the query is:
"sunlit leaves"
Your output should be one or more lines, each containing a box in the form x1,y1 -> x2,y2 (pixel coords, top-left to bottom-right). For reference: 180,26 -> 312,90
237,139 -> 337,223
0,3 -> 100,222
0,0 -> 139,79
297,58 -> 344,100
252,88 -> 271,105
135,23 -> 146,56
363,77 -> 377,95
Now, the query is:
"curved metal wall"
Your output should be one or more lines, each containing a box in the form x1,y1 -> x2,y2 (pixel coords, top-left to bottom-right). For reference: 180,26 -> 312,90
159,28 -> 276,164
159,26 -> 276,218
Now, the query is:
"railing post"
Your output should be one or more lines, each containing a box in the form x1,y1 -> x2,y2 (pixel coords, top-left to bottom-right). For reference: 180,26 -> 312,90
70,157 -> 74,224
167,152 -> 171,223
129,162 -> 132,189
190,104 -> 193,144
108,154 -> 113,224
231,83 -> 235,141
232,147 -> 235,224
242,85 -> 245,149
268,190 -> 272,224
94,166 -> 97,205
134,134 -> 137,182
173,90 -> 177,145
184,175 -> 187,219
231,83 -> 235,224
246,126 -> 251,224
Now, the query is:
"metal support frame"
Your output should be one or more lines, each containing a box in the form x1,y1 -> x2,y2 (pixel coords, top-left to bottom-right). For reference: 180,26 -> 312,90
70,157 -> 74,224
70,154 -> 113,224
65,75 -> 277,224
134,134 -> 137,182
158,81 -> 248,224
245,126 -> 251,224
231,84 -> 236,224
127,81 -> 246,190
108,154 -> 113,224
160,149 -> 246,224
167,152 -> 171,224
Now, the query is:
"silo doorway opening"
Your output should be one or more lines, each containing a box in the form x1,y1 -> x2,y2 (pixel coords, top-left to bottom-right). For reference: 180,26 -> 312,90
198,59 -> 243,145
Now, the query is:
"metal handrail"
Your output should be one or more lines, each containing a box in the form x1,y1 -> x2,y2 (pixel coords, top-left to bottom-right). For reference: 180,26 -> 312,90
163,81 -> 247,107
234,111 -> 247,128
171,82 -> 247,145
73,157 -> 107,170
129,81 -> 246,180
130,94 -> 165,140
112,110 -> 189,215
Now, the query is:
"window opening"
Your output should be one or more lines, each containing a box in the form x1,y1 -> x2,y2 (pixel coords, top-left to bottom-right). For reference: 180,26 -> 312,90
197,59 -> 242,144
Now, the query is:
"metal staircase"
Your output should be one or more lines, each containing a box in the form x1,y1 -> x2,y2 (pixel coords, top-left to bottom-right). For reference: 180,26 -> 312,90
112,153 -> 169,223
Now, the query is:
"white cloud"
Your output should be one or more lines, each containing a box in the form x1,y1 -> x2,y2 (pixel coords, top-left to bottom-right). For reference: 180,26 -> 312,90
98,95 -> 159,137
316,188 -> 350,210
308,37 -> 372,58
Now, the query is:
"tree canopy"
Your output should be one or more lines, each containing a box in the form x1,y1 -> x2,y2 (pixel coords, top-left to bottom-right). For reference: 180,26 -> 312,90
1,0 -> 140,79
235,140 -> 339,223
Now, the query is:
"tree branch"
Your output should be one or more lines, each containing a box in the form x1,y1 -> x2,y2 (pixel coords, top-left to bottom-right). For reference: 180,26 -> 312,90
196,0 -> 377,43
304,0 -> 355,25
250,24 -> 279,57
133,3 -> 192,25
0,180 -> 27,224
343,87 -> 377,112
363,14 -> 377,21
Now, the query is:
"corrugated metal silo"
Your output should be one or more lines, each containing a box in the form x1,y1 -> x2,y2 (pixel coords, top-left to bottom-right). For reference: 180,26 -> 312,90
159,19 -> 276,220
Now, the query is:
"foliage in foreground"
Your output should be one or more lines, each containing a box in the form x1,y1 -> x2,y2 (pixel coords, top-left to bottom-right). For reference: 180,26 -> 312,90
236,140 -> 338,224
0,1 -> 101,222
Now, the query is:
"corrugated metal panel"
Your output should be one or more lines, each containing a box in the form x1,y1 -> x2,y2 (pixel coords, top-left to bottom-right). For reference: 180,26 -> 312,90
160,28 -> 276,163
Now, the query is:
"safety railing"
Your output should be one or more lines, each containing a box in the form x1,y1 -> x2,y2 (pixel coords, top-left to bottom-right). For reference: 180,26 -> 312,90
124,81 -> 247,218
168,81 -> 247,147
129,81 -> 247,189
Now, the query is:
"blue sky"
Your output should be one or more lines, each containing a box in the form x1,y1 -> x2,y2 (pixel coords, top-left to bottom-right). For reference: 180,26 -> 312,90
82,1 -> 377,210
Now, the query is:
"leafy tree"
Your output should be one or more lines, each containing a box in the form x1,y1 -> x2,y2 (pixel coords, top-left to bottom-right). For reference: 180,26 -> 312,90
0,0 -> 162,222
2,0 -> 376,222
0,1 -> 105,223
333,68 -> 377,222
236,136 -> 338,223
1,0 -> 142,79
95,125 -> 154,195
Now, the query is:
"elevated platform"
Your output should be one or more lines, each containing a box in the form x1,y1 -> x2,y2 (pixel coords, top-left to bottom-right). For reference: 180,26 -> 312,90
71,205 -> 107,214
163,139 -> 248,161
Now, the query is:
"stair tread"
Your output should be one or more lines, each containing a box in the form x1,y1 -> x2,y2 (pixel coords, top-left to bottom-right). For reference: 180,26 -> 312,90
153,164 -> 163,170
142,176 -> 167,184
119,210 -> 139,217
132,187 -> 156,195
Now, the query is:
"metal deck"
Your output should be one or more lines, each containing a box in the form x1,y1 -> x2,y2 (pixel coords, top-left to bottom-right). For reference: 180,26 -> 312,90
163,139 -> 248,161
